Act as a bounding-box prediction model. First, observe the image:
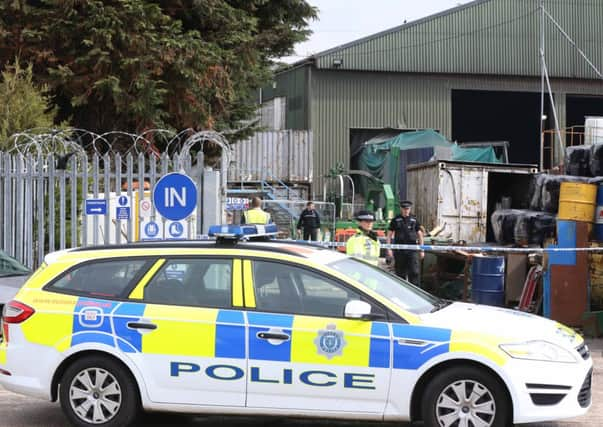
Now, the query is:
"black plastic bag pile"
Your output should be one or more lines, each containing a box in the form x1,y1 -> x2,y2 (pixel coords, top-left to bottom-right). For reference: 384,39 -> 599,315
592,143 -> 603,177
530,174 -> 591,214
491,209 -> 556,245
513,210 -> 556,245
491,209 -> 522,244
564,143 -> 603,177
565,146 -> 591,177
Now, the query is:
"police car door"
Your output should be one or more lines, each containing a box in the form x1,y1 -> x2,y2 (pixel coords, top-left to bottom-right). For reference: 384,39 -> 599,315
244,259 -> 391,414
127,257 -> 246,406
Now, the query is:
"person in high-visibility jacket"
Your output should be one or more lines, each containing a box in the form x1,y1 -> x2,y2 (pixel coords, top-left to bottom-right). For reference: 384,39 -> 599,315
242,196 -> 271,224
346,210 -> 380,266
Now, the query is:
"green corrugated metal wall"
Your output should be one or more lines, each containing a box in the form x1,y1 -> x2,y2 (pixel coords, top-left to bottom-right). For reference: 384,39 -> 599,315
315,0 -> 603,80
309,71 -> 603,189
261,65 -> 308,129
267,0 -> 603,190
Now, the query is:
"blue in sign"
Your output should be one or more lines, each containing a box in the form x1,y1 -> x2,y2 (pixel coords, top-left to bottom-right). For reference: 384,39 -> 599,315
144,221 -> 160,238
118,195 -> 129,206
153,173 -> 197,221
168,222 -> 184,238
85,199 -> 107,215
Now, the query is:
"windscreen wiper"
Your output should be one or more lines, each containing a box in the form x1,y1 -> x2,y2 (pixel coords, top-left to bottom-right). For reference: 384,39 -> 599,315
430,299 -> 452,313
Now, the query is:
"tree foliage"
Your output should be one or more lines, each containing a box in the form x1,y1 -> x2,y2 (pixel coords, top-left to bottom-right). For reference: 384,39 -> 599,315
0,0 -> 316,145
0,59 -> 60,148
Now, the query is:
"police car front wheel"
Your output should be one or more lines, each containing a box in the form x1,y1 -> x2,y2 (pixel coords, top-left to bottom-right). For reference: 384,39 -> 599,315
59,355 -> 140,427
421,366 -> 511,427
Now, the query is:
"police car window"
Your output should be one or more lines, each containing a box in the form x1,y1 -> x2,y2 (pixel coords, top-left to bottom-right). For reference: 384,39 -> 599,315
50,259 -> 147,298
327,258 -> 437,315
144,258 -> 232,308
252,261 -> 365,318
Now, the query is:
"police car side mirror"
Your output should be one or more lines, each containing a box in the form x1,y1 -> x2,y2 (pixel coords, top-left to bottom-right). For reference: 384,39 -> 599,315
344,300 -> 373,320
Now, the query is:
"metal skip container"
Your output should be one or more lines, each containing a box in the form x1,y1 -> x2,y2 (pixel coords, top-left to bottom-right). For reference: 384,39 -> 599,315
558,182 -> 597,222
471,255 -> 505,306
595,184 -> 603,241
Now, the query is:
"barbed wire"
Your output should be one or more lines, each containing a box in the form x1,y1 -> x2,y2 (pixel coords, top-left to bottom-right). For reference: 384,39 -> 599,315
4,127 -> 230,156
2,128 -> 233,174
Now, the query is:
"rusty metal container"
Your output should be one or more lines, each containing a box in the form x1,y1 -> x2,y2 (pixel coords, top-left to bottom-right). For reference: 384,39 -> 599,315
549,221 -> 590,326
406,161 -> 537,242
590,242 -> 603,310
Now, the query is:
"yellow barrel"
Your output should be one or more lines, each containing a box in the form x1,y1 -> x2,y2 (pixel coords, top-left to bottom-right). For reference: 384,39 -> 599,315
558,182 -> 598,222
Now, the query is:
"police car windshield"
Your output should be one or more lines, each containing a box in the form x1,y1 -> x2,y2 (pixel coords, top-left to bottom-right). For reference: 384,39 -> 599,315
327,258 -> 438,315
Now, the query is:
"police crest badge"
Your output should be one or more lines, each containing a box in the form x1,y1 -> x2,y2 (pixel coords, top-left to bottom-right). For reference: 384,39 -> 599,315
314,324 -> 346,359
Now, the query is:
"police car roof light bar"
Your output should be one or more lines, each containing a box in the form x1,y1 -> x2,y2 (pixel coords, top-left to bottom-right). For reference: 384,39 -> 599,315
208,224 -> 279,242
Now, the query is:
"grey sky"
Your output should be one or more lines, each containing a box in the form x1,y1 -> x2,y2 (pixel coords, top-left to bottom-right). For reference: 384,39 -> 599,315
281,0 -> 472,63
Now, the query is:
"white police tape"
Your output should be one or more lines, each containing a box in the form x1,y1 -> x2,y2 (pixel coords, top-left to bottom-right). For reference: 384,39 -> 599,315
290,240 -> 603,253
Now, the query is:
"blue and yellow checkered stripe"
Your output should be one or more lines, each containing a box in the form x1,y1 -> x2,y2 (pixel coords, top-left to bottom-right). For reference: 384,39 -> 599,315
68,297 -> 247,358
18,294 -> 481,371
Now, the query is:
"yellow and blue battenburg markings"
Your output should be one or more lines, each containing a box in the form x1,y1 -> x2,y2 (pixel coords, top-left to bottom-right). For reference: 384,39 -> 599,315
392,324 -> 451,369
369,322 -> 390,368
215,310 -> 245,359
71,297 -> 249,358
248,312 -> 293,362
69,296 -> 452,375
72,298 -> 146,352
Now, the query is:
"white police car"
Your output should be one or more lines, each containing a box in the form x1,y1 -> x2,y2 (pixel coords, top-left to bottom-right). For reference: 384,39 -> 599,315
0,225 -> 592,427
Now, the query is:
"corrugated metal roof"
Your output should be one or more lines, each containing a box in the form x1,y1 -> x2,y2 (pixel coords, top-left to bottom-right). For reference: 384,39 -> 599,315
305,0 -> 603,79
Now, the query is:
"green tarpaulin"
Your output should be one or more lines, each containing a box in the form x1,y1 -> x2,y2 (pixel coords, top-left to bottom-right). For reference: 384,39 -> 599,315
356,130 -> 502,207
451,144 -> 502,163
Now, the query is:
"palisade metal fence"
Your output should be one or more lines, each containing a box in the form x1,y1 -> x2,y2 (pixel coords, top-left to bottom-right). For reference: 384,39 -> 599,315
262,200 -> 336,240
0,152 -> 204,269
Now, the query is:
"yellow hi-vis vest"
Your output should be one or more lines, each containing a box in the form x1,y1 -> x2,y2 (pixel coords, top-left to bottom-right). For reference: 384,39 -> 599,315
346,231 -> 380,266
244,208 -> 271,224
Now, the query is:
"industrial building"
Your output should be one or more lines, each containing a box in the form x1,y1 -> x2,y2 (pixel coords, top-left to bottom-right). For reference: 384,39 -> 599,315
260,0 -> 603,192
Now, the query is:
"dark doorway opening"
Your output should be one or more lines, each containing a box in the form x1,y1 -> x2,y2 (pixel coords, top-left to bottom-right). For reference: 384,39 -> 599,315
452,90 -> 549,165
566,95 -> 603,127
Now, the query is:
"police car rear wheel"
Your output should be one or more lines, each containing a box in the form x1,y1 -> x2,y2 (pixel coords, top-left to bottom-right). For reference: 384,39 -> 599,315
421,366 -> 510,427
59,356 -> 140,427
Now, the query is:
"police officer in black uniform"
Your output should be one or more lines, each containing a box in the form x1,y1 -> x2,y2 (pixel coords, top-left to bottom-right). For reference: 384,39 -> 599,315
386,200 -> 424,286
296,201 -> 321,241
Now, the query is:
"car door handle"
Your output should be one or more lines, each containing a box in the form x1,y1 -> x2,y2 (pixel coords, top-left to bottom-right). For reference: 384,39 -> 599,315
257,332 -> 290,341
127,322 -> 157,330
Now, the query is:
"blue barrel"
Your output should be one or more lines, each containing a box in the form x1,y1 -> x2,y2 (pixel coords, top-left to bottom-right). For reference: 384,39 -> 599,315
596,184 -> 603,242
471,256 -> 505,306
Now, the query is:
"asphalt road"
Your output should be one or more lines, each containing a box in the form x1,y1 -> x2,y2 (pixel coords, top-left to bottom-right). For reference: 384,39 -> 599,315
1,340 -> 602,427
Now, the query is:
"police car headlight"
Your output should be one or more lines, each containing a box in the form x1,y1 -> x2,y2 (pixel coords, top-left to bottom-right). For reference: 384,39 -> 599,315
499,340 -> 578,363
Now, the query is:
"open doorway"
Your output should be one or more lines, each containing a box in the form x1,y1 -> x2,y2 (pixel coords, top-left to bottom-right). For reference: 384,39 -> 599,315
452,89 -> 549,165
566,95 -> 603,127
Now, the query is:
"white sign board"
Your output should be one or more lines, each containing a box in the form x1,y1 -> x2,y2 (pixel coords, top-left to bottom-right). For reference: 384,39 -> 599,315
139,198 -> 152,218
140,220 -> 163,241
166,220 -> 188,240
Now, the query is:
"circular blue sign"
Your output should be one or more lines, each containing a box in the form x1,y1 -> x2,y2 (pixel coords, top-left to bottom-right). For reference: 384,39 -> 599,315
168,222 -> 184,237
153,173 -> 197,221
144,221 -> 159,237
118,195 -> 128,206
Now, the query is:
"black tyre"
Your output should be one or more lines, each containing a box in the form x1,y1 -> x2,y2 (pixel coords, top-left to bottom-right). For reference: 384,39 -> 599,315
421,365 -> 511,427
59,355 -> 140,427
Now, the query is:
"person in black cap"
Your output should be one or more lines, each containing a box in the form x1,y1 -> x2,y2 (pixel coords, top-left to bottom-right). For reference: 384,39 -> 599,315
346,210 -> 380,265
386,200 -> 424,285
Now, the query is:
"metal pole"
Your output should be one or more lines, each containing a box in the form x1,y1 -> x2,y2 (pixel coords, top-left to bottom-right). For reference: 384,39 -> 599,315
539,0 -> 545,171
542,61 -> 564,159
544,8 -> 603,79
